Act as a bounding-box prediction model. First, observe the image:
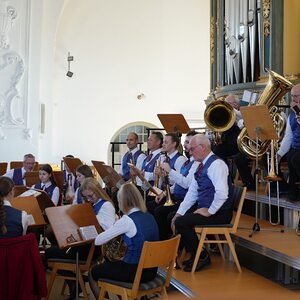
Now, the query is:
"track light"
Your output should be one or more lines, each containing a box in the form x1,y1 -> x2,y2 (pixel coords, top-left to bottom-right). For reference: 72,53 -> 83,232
66,52 -> 74,77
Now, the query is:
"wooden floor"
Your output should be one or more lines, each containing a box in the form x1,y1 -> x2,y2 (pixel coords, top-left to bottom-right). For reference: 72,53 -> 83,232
48,254 -> 300,300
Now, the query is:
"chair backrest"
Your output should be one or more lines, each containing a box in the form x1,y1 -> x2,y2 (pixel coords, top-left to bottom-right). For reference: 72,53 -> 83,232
231,186 -> 246,232
131,235 -> 181,296
0,162 -> 7,175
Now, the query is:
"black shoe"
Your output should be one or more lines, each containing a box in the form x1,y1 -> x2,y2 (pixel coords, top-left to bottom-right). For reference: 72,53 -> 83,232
183,254 -> 211,272
182,255 -> 195,266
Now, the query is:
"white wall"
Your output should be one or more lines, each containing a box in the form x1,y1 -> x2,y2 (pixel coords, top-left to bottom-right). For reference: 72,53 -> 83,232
0,0 -> 210,166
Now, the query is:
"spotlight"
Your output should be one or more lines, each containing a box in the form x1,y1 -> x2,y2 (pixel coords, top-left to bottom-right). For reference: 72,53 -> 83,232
66,71 -> 73,78
66,52 -> 74,78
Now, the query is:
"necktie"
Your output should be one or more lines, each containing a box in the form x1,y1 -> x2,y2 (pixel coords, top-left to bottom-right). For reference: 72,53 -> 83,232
146,153 -> 153,162
195,162 -> 204,177
128,152 -> 133,163
41,184 -> 46,190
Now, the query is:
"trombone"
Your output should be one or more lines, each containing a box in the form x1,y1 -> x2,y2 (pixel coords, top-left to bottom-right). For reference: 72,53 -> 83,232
266,140 -> 281,225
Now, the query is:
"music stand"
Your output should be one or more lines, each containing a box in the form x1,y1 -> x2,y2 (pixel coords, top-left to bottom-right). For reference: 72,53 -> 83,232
240,105 -> 283,237
11,196 -> 46,227
63,157 -> 82,175
127,163 -> 161,197
92,160 -> 124,192
24,171 -> 40,187
46,203 -> 102,300
157,114 -> 190,133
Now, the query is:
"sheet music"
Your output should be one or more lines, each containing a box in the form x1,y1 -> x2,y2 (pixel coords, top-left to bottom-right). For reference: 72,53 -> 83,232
19,189 -> 41,197
79,225 -> 98,240
27,214 -> 35,225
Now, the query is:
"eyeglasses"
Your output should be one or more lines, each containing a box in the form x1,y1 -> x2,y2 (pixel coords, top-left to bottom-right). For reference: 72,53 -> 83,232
83,192 -> 96,200
189,144 -> 202,152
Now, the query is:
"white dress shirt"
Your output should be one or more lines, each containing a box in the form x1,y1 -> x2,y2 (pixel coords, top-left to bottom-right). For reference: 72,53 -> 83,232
277,114 -> 294,158
95,207 -> 139,245
94,199 -> 116,231
169,157 -> 200,193
177,152 -> 229,216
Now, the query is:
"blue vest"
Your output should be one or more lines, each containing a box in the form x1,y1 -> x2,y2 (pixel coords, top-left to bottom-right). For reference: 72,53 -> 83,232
12,168 -> 23,185
289,112 -> 300,149
141,153 -> 161,186
122,150 -> 143,181
168,152 -> 182,170
0,206 -> 23,238
123,211 -> 159,264
35,182 -> 57,201
173,159 -> 195,200
75,188 -> 83,204
93,199 -> 106,214
195,155 -> 232,210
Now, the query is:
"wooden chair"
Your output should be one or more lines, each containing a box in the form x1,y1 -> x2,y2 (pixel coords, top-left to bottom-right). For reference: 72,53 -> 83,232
46,243 -> 95,300
97,235 -> 181,300
0,162 -> 7,175
191,186 -> 247,274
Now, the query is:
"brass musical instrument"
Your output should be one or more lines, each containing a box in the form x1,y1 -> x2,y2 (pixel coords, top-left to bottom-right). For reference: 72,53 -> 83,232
266,141 -> 281,225
148,159 -> 162,197
101,235 -> 127,262
204,99 -> 236,144
237,70 -> 292,159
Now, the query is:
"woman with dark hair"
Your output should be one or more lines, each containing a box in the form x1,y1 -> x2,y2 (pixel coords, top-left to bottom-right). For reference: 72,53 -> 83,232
72,164 -> 94,205
33,164 -> 60,206
88,183 -> 159,299
0,176 -> 29,238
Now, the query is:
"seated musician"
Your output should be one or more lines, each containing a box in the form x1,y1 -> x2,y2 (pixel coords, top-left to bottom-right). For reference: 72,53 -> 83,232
0,176 -> 29,238
45,177 -> 116,300
72,164 -> 94,205
4,153 -> 36,185
154,130 -> 199,240
32,164 -> 60,206
88,183 -> 159,299
135,131 -> 163,192
146,132 -> 187,213
171,134 -> 233,272
277,83 -> 300,201
119,132 -> 146,182
213,94 -> 255,190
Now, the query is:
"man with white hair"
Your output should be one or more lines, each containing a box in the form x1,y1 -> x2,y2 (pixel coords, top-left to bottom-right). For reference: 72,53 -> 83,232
172,134 -> 233,272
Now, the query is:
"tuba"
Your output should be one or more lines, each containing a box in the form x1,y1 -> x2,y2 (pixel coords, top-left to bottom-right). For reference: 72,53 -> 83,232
204,99 -> 236,144
237,70 -> 293,159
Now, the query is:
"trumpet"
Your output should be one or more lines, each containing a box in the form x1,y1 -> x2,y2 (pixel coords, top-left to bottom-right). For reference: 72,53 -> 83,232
128,158 -> 137,185
148,160 -> 162,197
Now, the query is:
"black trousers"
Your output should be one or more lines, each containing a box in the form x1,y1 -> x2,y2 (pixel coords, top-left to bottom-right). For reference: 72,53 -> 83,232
286,148 -> 300,194
175,209 -> 232,254
91,261 -> 157,283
